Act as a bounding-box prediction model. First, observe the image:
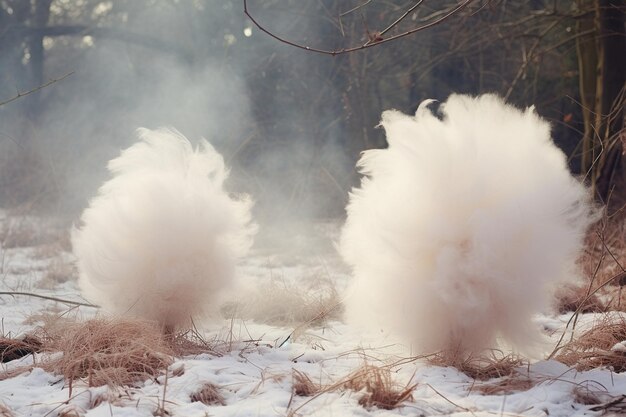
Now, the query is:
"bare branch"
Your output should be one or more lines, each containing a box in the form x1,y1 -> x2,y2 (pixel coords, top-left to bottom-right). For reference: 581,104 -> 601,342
0,71 -> 74,107
243,0 -> 476,56
367,0 -> 426,45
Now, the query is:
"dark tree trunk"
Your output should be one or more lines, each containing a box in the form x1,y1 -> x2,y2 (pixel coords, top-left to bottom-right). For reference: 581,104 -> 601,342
577,0 -> 626,213
595,0 -> 626,214
26,0 -> 53,119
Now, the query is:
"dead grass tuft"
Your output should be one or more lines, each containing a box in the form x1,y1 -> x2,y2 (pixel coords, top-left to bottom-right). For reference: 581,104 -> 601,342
292,369 -> 320,397
57,405 -> 84,417
233,275 -> 343,327
36,260 -> 76,289
168,327 -> 222,357
36,317 -> 174,387
554,283 -> 605,314
555,314 -> 626,372
0,335 -> 41,362
572,385 -> 608,406
430,351 -> 525,380
0,316 -> 224,388
190,382 -> 226,406
343,365 -> 416,410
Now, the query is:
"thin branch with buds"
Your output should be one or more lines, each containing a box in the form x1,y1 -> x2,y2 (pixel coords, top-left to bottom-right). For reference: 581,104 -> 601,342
243,0 -> 476,56
0,71 -> 74,107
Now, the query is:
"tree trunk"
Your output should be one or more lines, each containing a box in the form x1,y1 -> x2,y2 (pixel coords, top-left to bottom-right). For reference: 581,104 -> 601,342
576,0 -> 626,213
27,0 -> 53,119
595,0 -> 626,214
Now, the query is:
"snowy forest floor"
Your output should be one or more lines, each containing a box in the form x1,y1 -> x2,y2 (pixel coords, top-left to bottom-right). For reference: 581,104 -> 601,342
0,211 -> 625,417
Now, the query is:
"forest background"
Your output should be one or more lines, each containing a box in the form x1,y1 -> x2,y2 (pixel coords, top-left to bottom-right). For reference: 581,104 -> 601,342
1,0 -> 624,223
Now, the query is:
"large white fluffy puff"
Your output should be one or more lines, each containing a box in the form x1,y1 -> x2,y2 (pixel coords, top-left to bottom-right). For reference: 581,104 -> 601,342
72,128 -> 256,331
340,94 -> 596,357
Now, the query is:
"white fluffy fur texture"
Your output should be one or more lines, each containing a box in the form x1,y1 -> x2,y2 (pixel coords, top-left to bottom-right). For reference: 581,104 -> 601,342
340,94 -> 596,357
72,128 -> 255,330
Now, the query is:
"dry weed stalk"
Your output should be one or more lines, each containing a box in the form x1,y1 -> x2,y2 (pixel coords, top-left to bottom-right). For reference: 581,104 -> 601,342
554,283 -> 605,314
575,217 -> 626,312
555,314 -> 626,371
343,364 -> 416,410
190,382 -> 226,406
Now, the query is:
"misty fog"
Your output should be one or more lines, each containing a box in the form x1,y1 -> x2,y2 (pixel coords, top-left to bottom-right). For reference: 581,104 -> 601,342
1,1 -> 619,228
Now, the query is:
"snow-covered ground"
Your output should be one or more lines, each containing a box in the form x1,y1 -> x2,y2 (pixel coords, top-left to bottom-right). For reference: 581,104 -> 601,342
0,212 -> 624,417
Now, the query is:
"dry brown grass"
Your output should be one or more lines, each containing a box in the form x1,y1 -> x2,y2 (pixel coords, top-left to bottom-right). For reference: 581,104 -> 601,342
287,362 -> 417,414
573,381 -> 626,414
572,384 -> 610,406
342,365 -> 416,410
190,382 -> 226,406
233,275 -> 343,327
555,314 -> 626,372
36,260 -> 76,289
292,369 -> 320,397
576,217 -> 626,312
57,405 -> 84,417
168,325 -> 225,358
0,335 -> 41,362
429,351 -> 525,380
0,316 -> 225,391
554,283 -> 606,314
35,317 -> 174,388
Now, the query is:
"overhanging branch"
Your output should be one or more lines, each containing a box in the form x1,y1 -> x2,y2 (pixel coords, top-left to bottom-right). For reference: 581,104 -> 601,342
243,0 -> 476,56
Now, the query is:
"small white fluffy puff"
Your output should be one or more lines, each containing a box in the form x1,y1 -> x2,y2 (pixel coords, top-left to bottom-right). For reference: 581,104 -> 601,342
72,128 -> 256,331
340,94 -> 597,357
